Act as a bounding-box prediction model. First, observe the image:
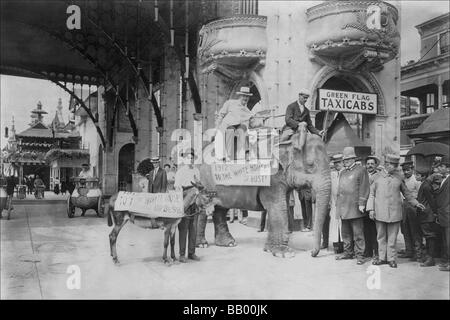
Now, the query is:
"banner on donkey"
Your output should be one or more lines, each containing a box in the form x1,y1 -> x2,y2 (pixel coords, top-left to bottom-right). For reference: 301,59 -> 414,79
114,191 -> 184,218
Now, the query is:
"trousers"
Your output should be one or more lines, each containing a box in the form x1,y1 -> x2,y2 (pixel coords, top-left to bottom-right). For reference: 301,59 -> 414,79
300,197 -> 312,229
401,202 -> 422,258
363,214 -> 378,258
178,214 -> 199,257
341,217 -> 365,258
376,220 -> 401,262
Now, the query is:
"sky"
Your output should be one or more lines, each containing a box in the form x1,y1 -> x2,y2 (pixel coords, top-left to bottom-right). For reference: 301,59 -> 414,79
1,1 -> 449,149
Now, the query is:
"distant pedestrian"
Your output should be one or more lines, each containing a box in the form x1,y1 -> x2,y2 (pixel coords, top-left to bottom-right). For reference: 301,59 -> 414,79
367,154 -> 425,268
335,147 -> 370,265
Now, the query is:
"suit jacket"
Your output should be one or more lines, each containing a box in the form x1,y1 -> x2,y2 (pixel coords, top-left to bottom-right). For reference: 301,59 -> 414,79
366,170 -> 419,223
147,168 -> 167,193
283,101 -> 320,135
435,176 -> 449,227
417,179 -> 438,224
336,163 -> 369,220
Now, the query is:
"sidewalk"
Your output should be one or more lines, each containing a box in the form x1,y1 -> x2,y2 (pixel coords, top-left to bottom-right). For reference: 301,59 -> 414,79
12,192 -> 69,204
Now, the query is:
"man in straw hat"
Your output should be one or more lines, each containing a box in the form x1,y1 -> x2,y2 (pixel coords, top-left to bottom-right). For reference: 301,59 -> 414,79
215,86 -> 255,161
367,154 -> 425,268
335,147 -> 370,265
434,155 -> 450,271
175,148 -> 202,263
280,88 -> 323,142
363,155 -> 380,260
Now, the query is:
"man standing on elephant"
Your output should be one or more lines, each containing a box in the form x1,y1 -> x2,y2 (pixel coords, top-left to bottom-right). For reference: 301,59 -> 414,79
335,147 -> 370,265
280,89 -> 323,142
364,156 -> 380,260
399,161 -> 423,261
367,154 -> 425,268
175,149 -> 201,263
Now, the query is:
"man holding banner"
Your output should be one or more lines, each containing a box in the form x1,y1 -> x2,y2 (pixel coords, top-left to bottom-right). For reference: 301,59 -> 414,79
175,149 -> 201,263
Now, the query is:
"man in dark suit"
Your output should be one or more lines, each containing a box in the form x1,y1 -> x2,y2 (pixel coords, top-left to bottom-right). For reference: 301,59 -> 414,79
280,88 -> 322,141
435,156 -> 450,271
148,157 -> 167,193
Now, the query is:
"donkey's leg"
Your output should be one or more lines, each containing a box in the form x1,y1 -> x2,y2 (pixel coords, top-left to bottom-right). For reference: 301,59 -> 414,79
170,222 -> 179,263
163,226 -> 172,265
109,211 -> 128,264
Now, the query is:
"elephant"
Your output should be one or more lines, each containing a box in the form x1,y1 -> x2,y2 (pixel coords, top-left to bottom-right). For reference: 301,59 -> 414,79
196,122 -> 331,257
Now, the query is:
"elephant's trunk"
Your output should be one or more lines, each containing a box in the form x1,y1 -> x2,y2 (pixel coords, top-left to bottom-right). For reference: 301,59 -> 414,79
311,167 -> 331,257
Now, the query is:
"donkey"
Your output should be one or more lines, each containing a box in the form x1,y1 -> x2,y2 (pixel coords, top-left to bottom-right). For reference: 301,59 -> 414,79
106,182 -> 216,265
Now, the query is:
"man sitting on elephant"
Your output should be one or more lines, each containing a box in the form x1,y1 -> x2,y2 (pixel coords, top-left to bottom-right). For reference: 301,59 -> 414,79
280,88 -> 323,142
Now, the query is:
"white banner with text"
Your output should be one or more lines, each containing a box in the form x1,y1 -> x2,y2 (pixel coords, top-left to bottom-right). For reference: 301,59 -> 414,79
319,89 -> 377,115
212,161 -> 271,186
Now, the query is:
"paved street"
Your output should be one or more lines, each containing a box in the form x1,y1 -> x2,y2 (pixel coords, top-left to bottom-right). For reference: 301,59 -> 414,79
1,202 -> 449,300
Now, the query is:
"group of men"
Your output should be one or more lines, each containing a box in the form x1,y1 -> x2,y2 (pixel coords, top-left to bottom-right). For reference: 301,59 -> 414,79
144,153 -> 202,263
327,149 -> 449,271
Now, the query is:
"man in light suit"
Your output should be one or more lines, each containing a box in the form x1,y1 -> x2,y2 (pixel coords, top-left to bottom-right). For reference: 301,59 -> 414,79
148,157 -> 167,193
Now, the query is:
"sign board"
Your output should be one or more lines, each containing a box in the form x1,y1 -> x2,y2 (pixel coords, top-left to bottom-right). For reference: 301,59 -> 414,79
400,114 -> 429,130
212,161 -> 271,186
114,191 -> 184,218
319,89 -> 377,115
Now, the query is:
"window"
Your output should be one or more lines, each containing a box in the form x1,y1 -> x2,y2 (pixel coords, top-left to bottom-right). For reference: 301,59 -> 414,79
439,30 -> 449,55
238,0 -> 258,15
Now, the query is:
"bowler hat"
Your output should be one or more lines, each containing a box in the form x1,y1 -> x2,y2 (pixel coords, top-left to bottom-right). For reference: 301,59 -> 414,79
332,153 -> 344,163
385,154 -> 400,165
342,147 -> 357,160
150,157 -> 160,163
236,86 -> 253,96
366,155 -> 380,166
298,88 -> 311,97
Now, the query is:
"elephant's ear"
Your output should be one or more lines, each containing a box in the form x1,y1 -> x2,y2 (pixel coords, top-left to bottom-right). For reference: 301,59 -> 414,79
274,142 -> 295,171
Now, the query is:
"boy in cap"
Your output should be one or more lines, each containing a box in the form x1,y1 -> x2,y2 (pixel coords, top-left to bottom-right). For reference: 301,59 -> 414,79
335,147 -> 370,265
399,160 -> 423,261
280,88 -> 323,141
367,154 -> 425,268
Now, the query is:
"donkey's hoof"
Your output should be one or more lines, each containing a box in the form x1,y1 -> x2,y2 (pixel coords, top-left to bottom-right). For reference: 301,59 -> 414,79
112,258 -> 120,265
311,248 -> 320,257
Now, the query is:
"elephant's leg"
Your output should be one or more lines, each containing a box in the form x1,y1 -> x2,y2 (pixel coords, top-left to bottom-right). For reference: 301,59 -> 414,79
213,207 -> 236,247
259,183 -> 294,258
196,210 -> 209,248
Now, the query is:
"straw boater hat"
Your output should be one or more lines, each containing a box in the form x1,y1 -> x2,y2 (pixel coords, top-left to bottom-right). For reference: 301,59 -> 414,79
236,86 -> 253,96
82,163 -> 90,168
342,147 -> 357,160
332,154 -> 344,163
401,160 -> 414,169
150,157 -> 160,163
385,154 -> 400,165
366,155 -> 380,166
299,88 -> 311,97
181,148 -> 196,159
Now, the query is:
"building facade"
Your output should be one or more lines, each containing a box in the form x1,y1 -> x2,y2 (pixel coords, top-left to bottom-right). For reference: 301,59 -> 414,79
400,12 -> 450,156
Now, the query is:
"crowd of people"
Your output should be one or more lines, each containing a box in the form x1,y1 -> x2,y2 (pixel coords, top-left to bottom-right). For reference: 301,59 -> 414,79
323,150 -> 449,271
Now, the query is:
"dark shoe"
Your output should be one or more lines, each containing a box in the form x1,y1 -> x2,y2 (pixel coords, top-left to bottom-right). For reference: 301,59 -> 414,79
389,261 -> 397,268
357,258 -> 366,265
420,257 -> 435,267
179,256 -> 187,263
439,265 -> 450,272
188,254 -> 200,261
398,253 -> 413,259
372,259 -> 388,265
257,229 -> 264,233
336,254 -> 354,260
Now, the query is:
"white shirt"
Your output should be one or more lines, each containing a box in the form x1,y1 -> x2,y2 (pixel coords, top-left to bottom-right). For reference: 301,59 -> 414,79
441,174 -> 449,188
138,177 -> 148,192
217,99 -> 254,130
152,167 -> 159,181
174,165 -> 200,188
404,174 -> 420,199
